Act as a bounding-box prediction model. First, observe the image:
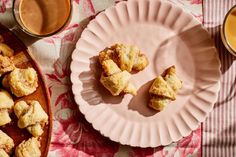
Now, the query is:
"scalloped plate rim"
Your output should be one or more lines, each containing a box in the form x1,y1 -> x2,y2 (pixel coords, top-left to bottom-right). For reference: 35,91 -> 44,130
70,0 -> 221,147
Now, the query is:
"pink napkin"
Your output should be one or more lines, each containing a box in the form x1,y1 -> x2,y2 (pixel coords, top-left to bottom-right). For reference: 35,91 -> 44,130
202,0 -> 236,157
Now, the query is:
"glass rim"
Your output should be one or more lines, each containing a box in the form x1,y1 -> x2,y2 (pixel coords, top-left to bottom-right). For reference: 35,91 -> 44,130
222,4 -> 236,54
12,0 -> 73,38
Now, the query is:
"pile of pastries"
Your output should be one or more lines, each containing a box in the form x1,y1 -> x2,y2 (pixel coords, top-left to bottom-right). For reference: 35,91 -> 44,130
99,43 -> 182,111
0,35 -> 48,157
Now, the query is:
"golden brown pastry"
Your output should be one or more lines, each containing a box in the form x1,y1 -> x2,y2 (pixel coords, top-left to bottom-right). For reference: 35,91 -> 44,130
149,76 -> 176,100
100,59 -> 136,96
164,66 -> 183,93
3,68 -> 38,97
0,43 -> 14,57
99,44 -> 149,72
101,59 -> 121,76
0,55 -> 15,76
15,137 -> 41,157
149,66 -> 182,111
0,90 -> 14,126
0,130 -> 14,156
0,149 -> 9,157
14,100 -> 48,137
1,74 -> 10,89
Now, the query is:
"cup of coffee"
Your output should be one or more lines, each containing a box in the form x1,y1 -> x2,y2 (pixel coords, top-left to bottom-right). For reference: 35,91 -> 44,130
221,5 -> 236,56
12,0 -> 72,38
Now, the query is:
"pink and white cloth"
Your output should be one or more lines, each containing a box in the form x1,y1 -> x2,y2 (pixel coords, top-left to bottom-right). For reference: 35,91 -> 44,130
202,0 -> 236,157
0,0 -> 235,156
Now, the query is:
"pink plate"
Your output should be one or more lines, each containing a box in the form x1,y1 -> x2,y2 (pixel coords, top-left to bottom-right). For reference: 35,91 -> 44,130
70,0 -> 221,147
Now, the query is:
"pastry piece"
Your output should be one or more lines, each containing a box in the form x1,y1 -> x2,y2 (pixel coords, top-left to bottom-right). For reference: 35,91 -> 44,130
149,76 -> 176,100
1,74 -> 10,89
149,96 -> 171,111
0,149 -> 9,157
133,53 -> 149,71
123,82 -> 137,96
0,90 -> 14,126
0,130 -> 14,155
100,71 -> 134,96
26,123 -> 44,137
148,66 -> 182,111
0,110 -> 11,127
0,55 -> 15,76
114,44 -> 138,72
15,137 -> 41,157
99,44 -> 149,72
14,100 -> 48,137
100,59 -> 136,96
0,43 -> 14,57
99,49 -> 118,64
3,68 -> 38,97
101,59 -> 121,76
164,66 -> 182,93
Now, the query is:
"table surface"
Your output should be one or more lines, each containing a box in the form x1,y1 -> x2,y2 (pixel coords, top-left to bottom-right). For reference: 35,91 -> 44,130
0,0 -> 235,157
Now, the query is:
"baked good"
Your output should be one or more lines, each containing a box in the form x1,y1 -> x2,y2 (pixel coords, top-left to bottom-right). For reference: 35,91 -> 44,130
0,149 -> 9,157
14,100 -> 48,137
149,76 -> 176,100
99,44 -> 149,72
0,130 -> 14,156
0,55 -> 15,76
15,137 -> 41,157
149,66 -> 182,111
100,59 -> 136,96
0,90 -> 14,126
0,43 -> 14,57
3,68 -> 38,97
164,66 -> 183,93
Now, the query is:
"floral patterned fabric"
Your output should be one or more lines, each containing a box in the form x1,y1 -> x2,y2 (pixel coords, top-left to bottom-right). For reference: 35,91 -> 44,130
0,0 -> 203,156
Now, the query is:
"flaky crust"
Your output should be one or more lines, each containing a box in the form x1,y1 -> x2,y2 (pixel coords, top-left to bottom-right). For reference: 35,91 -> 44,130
14,100 -> 48,137
0,130 -> 14,154
15,138 -> 41,157
149,66 -> 182,111
99,44 -> 149,72
0,55 -> 15,76
5,68 -> 38,97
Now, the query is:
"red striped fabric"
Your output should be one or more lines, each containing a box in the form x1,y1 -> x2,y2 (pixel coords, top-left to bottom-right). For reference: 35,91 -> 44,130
202,0 -> 236,157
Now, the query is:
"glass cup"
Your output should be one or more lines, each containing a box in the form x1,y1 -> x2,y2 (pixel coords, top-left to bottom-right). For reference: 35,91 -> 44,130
12,0 -> 72,38
221,5 -> 236,56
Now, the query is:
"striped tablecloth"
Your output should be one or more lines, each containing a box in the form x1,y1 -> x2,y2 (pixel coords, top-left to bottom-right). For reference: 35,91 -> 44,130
202,0 -> 236,157
0,0 -> 235,156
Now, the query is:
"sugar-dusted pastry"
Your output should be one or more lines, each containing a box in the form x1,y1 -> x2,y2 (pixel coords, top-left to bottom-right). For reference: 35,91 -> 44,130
149,66 -> 182,111
14,100 -> 48,137
100,59 -> 137,96
99,44 -> 149,72
15,137 -> 41,157
0,130 -> 14,156
0,55 -> 15,76
3,68 -> 38,97
0,90 -> 14,126
0,43 -> 14,57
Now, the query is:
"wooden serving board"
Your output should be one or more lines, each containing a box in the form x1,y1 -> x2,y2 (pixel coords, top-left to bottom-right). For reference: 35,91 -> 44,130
0,24 -> 52,157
